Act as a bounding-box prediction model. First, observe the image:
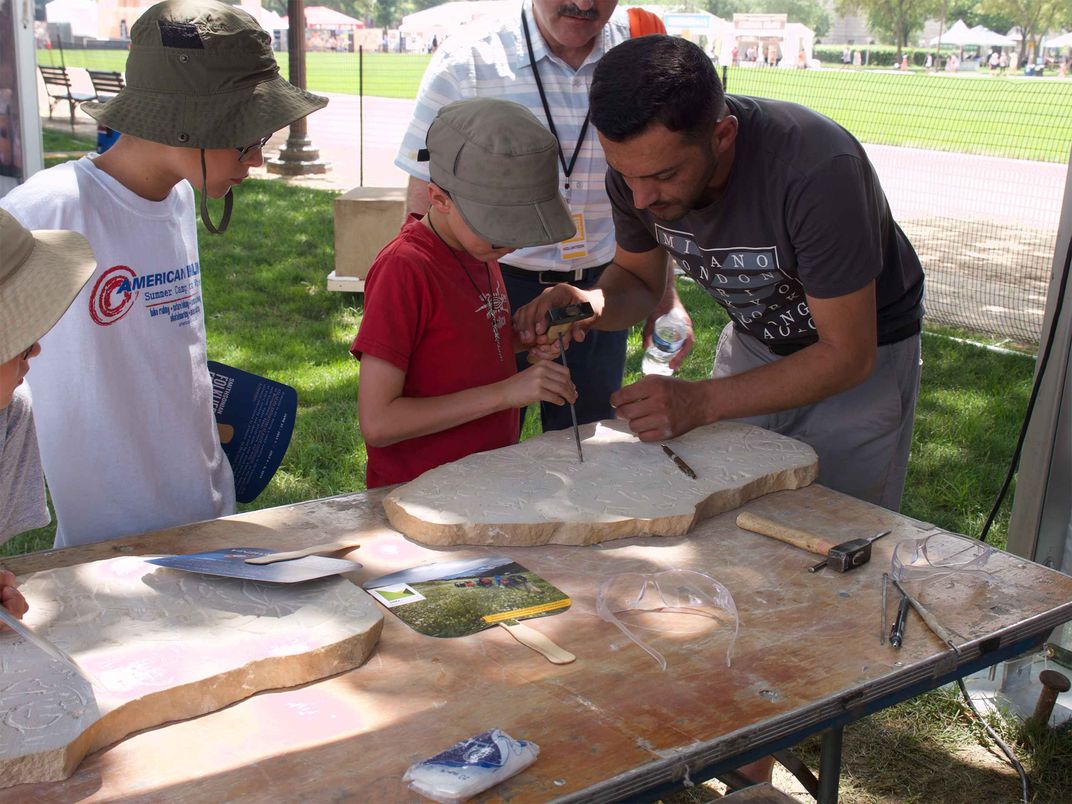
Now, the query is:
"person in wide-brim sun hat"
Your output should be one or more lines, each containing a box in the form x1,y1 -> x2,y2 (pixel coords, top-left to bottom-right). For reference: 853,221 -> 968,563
0,209 -> 95,582
0,0 -> 329,550
82,0 -> 328,233
0,208 -> 95,370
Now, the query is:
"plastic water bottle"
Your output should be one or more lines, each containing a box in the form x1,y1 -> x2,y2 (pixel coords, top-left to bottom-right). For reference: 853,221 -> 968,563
641,308 -> 688,376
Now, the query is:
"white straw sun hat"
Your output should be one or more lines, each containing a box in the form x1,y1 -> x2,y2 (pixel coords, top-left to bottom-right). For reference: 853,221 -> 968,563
0,209 -> 97,363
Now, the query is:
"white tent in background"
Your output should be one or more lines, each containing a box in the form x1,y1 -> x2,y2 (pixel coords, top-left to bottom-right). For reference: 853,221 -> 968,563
303,6 -> 364,29
400,1 -> 513,42
724,13 -> 815,69
966,25 -> 1015,47
662,10 -> 720,44
1043,31 -> 1072,49
282,6 -> 365,29
929,19 -> 974,47
45,0 -> 99,39
240,0 -> 286,32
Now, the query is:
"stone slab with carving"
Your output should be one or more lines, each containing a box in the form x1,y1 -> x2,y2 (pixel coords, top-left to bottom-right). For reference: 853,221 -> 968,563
0,557 -> 383,788
384,420 -> 818,546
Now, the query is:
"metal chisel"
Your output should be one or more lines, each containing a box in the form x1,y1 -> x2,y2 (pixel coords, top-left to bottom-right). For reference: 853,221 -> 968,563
539,303 -> 593,463
661,444 -> 697,479
557,331 -> 584,462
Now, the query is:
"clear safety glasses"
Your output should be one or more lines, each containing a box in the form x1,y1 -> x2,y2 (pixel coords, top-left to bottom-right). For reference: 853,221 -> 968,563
890,531 -> 995,583
596,569 -> 739,672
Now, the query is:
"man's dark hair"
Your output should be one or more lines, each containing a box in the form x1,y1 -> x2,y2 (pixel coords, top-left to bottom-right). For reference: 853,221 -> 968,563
590,35 -> 725,142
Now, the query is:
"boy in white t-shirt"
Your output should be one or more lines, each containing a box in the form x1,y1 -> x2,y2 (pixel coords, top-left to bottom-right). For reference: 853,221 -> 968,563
0,209 -> 96,619
0,0 -> 327,547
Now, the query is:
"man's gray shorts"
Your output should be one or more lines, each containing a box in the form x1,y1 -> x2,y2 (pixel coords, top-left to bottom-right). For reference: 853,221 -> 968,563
713,324 -> 922,511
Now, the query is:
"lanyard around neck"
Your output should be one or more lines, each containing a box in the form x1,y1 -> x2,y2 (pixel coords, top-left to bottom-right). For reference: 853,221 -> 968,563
521,9 -> 591,191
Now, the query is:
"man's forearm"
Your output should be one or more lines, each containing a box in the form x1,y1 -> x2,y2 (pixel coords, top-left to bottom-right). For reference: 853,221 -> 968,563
653,257 -> 680,316
701,339 -> 876,423
591,263 -> 665,331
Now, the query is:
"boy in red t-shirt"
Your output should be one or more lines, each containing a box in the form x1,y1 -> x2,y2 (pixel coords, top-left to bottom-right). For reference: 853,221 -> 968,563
352,99 -> 579,488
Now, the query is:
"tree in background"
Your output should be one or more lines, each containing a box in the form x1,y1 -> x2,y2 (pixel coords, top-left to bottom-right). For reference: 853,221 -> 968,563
373,0 -> 403,29
756,0 -> 832,36
704,0 -> 747,19
979,0 -> 1068,61
946,0 -> 1015,33
834,0 -> 940,57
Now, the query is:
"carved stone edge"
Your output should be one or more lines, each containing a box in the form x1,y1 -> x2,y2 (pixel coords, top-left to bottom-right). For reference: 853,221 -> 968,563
1,616 -> 384,789
383,459 -> 819,547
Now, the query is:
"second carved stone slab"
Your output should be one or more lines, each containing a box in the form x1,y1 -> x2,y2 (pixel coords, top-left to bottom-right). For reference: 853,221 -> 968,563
0,557 -> 383,788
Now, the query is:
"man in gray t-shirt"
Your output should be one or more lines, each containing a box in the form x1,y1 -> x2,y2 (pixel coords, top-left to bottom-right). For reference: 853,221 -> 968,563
514,35 -> 924,511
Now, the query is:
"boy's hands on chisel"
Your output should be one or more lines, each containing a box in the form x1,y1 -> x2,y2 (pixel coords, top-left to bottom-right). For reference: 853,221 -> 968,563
499,360 -> 577,409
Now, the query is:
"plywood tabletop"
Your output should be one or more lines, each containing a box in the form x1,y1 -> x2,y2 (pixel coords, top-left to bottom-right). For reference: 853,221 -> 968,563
4,485 -> 1071,802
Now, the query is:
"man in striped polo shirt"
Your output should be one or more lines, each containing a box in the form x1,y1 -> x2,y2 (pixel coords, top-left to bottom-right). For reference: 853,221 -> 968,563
395,0 -> 692,434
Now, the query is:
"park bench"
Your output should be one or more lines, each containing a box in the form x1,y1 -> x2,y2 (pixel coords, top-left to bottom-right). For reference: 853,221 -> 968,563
87,69 -> 124,103
38,65 -> 96,127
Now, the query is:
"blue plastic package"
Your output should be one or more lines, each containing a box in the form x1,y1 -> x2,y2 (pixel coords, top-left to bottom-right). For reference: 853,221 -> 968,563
403,728 -> 539,803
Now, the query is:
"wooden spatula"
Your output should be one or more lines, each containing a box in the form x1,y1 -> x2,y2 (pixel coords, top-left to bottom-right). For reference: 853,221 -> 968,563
496,620 -> 575,664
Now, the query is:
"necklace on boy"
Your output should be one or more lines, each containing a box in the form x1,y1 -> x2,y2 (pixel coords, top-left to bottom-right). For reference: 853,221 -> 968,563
427,215 -> 505,362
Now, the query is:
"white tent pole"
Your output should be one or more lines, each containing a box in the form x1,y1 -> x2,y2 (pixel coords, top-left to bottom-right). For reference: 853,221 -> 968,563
1008,146 -> 1072,573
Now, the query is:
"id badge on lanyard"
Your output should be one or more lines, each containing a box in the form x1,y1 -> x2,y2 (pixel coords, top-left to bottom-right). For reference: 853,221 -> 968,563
559,211 -> 588,261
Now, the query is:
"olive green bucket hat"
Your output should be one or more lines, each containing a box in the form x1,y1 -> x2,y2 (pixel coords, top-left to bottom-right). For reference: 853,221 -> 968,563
418,99 -> 576,248
82,0 -> 328,233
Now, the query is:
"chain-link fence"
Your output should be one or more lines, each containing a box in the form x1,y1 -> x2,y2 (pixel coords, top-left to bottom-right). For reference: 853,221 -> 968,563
38,43 -> 1072,347
720,66 -> 1072,349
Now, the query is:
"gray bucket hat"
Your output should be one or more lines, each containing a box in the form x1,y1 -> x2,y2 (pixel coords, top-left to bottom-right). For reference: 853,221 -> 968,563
419,98 -> 576,248
82,0 -> 327,150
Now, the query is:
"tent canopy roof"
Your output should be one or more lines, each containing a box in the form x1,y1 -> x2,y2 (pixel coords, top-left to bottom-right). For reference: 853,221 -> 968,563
283,5 -> 364,29
400,1 -> 513,34
1043,31 -> 1072,49
930,20 -> 1014,46
967,25 -> 1015,46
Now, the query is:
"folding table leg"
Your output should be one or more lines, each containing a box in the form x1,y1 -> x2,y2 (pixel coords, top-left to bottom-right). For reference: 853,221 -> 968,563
773,748 -> 819,799
817,725 -> 844,803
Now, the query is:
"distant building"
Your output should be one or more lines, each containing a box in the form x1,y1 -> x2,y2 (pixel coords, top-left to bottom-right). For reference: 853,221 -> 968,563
45,0 -> 152,41
822,11 -> 871,45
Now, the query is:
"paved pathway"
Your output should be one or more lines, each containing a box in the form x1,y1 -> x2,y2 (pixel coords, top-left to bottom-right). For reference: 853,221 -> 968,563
42,80 -> 1068,344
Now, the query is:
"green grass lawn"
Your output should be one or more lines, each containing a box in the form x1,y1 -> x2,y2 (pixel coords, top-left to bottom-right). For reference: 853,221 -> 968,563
39,128 -> 97,155
724,67 -> 1072,163
36,127 -> 95,170
36,49 -> 433,100
40,48 -> 1072,161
